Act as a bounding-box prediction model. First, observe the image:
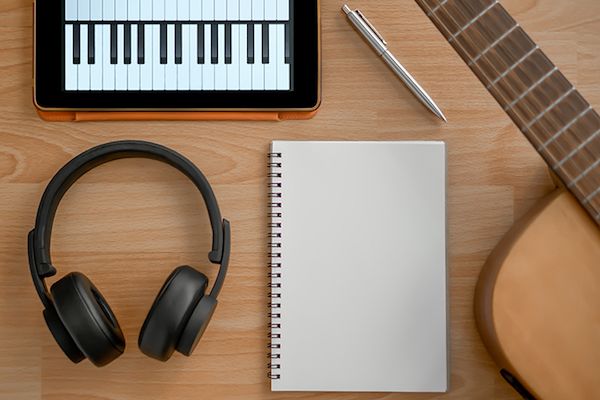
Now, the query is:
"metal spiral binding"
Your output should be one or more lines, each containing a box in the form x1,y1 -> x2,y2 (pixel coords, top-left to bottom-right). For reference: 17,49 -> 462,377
267,152 -> 282,380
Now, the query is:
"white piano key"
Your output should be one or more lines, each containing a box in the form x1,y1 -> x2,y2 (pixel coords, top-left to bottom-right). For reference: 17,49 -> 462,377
78,25 -> 90,90
265,0 -> 276,20
90,0 -> 102,21
252,24 -> 264,90
227,0 -> 240,20
215,1 -> 226,20
190,24 -> 203,90
227,24 -> 240,90
115,24 -> 128,90
202,0 -> 214,20
90,25 -> 103,90
202,24 -> 214,90
153,25 -> 165,90
78,0 -> 90,20
276,23 -> 289,90
190,0 -> 202,20
128,0 -> 141,20
153,0 -> 165,20
215,24 -> 226,90
65,0 -> 77,21
65,25 -> 77,90
239,23 -> 251,90
102,25 -> 115,90
165,24 -> 177,90
178,24 -> 190,90
252,0 -> 264,20
141,24 -> 153,90
166,0 -> 177,20
140,0 -> 152,20
103,0 -> 115,20
277,0 -> 289,20
178,0 -> 190,20
240,0 -> 252,20
128,25 -> 141,90
264,24 -> 277,90
115,1 -> 127,21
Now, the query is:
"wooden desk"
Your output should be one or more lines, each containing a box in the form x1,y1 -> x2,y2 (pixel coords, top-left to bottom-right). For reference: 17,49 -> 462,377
1,0 -> 598,399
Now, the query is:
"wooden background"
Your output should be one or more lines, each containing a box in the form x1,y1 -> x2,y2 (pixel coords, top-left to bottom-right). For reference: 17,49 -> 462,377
1,0 -> 598,399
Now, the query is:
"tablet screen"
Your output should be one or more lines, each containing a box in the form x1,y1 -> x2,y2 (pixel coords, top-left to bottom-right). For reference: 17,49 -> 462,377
62,0 -> 294,92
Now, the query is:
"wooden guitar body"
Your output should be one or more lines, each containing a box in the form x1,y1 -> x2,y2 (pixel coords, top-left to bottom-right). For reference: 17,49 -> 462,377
475,189 -> 600,400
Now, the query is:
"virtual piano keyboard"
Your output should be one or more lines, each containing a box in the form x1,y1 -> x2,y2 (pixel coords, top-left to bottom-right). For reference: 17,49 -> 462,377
64,0 -> 293,91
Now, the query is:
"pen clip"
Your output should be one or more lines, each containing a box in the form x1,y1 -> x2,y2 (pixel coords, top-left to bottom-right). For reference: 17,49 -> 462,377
355,9 -> 388,46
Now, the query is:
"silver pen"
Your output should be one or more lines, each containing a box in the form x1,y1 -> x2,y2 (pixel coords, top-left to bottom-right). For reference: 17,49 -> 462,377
342,4 -> 447,122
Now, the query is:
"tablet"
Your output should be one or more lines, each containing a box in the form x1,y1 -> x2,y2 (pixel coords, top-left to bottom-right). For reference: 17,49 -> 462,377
34,0 -> 320,112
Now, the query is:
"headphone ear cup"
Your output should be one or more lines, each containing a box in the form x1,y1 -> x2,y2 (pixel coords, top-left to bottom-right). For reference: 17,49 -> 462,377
176,295 -> 218,356
51,272 -> 125,367
138,266 -> 208,361
43,305 -> 85,363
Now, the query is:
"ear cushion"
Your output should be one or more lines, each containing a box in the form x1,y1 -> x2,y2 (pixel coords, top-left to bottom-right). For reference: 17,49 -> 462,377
51,272 -> 125,367
138,266 -> 208,361
176,295 -> 218,356
43,305 -> 85,363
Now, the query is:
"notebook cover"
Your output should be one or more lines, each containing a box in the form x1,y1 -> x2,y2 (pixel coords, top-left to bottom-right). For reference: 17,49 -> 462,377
268,141 -> 448,392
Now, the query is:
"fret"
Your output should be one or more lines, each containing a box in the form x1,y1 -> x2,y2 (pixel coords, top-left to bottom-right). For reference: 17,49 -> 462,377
505,67 -> 557,111
542,106 -> 593,151
443,0 -> 497,31
468,24 -> 518,66
510,72 -> 573,131
426,0 -> 448,17
584,187 -> 600,205
523,87 -> 575,132
567,159 -> 599,188
448,0 -> 498,43
526,90 -> 590,148
486,46 -> 539,89
553,127 -> 600,169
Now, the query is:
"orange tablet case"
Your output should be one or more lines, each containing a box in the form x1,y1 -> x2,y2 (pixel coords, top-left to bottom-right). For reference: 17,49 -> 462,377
35,110 -> 319,122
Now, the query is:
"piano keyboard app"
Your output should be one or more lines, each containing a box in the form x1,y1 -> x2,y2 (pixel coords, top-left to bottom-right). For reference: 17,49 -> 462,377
64,0 -> 293,91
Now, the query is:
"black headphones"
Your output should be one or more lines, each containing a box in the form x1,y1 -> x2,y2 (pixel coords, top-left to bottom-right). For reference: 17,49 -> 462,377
28,141 -> 230,367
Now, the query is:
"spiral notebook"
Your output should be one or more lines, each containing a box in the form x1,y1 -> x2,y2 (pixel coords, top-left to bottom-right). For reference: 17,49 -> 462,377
268,141 -> 448,392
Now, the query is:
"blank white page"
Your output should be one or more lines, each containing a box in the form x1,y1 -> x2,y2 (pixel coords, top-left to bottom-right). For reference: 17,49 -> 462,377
269,141 -> 448,392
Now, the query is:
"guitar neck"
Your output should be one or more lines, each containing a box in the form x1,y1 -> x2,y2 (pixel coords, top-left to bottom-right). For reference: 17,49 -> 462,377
415,0 -> 600,225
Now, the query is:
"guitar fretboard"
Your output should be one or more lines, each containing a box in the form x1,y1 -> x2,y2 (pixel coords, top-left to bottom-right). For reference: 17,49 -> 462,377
416,0 -> 600,225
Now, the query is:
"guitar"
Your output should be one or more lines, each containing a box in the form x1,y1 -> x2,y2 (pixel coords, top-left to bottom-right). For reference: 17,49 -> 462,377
415,0 -> 600,399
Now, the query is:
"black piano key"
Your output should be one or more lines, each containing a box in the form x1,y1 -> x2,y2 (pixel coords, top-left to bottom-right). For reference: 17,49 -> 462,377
160,24 -> 167,64
124,24 -> 131,64
110,24 -> 117,64
284,23 -> 291,64
175,24 -> 182,64
73,24 -> 80,64
225,24 -> 232,64
87,24 -> 95,64
262,24 -> 269,64
138,24 -> 145,64
247,24 -> 254,64
197,24 -> 205,64
211,24 -> 218,64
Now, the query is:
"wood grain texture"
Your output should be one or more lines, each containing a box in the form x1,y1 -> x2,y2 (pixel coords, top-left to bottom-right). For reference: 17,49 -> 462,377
0,0 -> 598,399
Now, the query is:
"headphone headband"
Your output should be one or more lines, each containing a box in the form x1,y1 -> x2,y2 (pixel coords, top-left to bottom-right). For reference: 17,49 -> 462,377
29,140 -> 229,308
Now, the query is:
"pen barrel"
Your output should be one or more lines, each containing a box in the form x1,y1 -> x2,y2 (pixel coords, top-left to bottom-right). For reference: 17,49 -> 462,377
346,12 -> 387,55
382,51 -> 445,120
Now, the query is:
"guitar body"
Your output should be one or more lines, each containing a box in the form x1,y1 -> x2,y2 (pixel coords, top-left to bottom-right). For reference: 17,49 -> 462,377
475,189 -> 600,399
